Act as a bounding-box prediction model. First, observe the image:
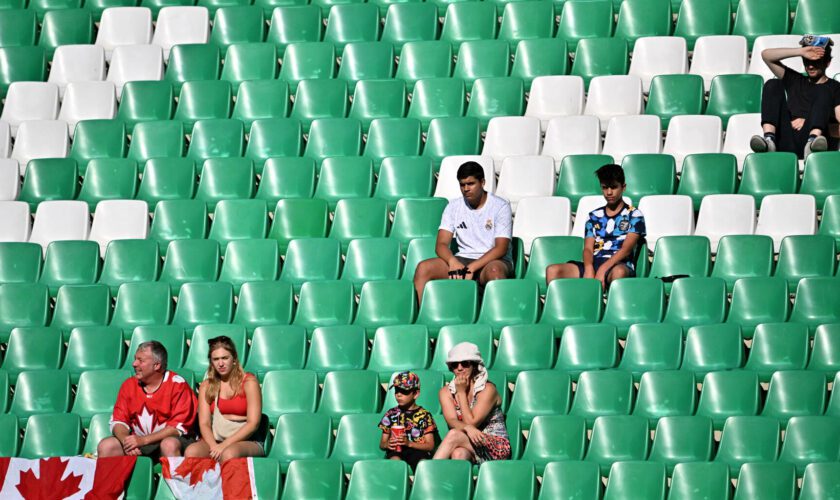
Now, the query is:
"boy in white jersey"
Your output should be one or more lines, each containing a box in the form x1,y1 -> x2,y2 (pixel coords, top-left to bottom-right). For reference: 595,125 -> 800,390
413,161 -> 513,302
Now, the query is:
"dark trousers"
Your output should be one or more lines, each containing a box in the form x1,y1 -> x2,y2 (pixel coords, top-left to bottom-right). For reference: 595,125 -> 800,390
760,79 -> 833,159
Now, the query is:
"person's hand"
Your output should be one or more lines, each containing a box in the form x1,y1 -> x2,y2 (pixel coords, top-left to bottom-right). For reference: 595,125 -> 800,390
463,263 -> 478,280
122,435 -> 143,453
801,46 -> 825,61
448,260 -> 466,279
583,265 -> 596,280
126,448 -> 141,456
594,266 -> 608,288
387,434 -> 406,450
453,373 -> 470,394
209,443 -> 227,462
464,425 -> 485,446
791,118 -> 806,131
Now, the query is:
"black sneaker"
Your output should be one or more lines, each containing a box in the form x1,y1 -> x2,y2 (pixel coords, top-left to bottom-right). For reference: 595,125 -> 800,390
749,135 -> 776,153
804,135 -> 828,159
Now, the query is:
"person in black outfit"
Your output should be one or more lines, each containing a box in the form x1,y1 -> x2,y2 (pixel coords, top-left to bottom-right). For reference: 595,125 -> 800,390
750,36 -> 840,159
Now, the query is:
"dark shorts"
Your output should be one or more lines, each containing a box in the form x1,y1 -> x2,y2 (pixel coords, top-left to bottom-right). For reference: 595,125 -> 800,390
455,256 -> 514,280
138,435 -> 196,461
385,447 -> 432,471
568,260 -> 636,279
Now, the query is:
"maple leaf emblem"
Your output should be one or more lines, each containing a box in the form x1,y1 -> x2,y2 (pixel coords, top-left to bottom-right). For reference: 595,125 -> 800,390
16,457 -> 83,500
132,405 -> 166,436
174,459 -> 219,488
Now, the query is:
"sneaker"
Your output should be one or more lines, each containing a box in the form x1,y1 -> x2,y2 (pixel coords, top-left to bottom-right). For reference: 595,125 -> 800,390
750,135 -> 776,153
804,135 -> 828,159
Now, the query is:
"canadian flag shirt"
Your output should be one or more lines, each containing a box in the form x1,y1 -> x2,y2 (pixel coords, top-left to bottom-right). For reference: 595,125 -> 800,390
110,371 -> 198,437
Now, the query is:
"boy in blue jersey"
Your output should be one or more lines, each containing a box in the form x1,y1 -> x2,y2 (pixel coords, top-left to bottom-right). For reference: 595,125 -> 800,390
546,164 -> 645,289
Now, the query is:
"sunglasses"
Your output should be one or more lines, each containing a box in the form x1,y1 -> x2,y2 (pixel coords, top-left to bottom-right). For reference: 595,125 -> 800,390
394,387 -> 416,395
447,360 -> 475,371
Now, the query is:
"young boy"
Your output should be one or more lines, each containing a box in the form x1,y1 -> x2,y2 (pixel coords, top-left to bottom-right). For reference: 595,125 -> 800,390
545,164 -> 646,288
378,371 -> 438,470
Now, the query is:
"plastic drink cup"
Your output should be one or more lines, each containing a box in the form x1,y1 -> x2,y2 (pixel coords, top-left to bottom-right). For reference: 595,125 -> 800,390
391,425 -> 405,452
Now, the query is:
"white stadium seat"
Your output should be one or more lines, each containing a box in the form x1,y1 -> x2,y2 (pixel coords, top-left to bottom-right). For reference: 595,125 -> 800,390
637,194 -> 695,250
662,115 -> 723,173
435,156 -> 496,200
494,155 -> 556,213
47,45 -> 107,97
513,196 -> 571,255
690,35 -> 749,90
11,121 -> 70,175
583,75 -> 645,129
29,200 -> 90,251
524,76 -> 585,131
57,82 -> 118,136
95,7 -> 153,62
694,194 -> 756,252
722,113 -> 762,171
602,115 -> 662,164
151,7 -> 211,61
572,195 -> 633,237
756,194 -> 817,252
628,36 -> 689,93
0,121 -> 10,158
89,200 -> 150,256
0,83 -> 60,136
0,201 -> 30,242
106,45 -> 165,101
0,159 -> 20,201
482,116 -> 542,165
749,35 -> 803,81
541,116 -> 602,172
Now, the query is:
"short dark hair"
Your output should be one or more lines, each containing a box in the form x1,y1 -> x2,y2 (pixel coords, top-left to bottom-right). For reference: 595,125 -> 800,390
595,164 -> 625,186
137,341 -> 168,371
456,161 -> 485,182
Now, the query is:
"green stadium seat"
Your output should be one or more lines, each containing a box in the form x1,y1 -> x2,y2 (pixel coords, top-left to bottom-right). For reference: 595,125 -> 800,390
255,157 -> 314,203
394,41 -> 453,90
648,235 -> 710,285
278,42 -> 336,95
83,412 -> 112,455
220,43 -> 278,91
164,44 -> 221,92
231,80 -> 289,130
116,82 -> 175,133
633,370 -> 696,424
380,3 -> 438,52
19,158 -> 78,209
808,324 -> 840,379
744,322 -> 809,380
218,239 -> 278,292
585,415 -> 649,475
38,241 -> 100,296
266,5 -> 321,53
148,200 -> 207,253
142,0 -> 193,16
319,370 -> 381,423
244,325 -> 305,379
439,2 -> 497,49
182,324 -> 246,379
278,238 -> 341,290
790,277 -> 840,334
554,154 -> 613,207
367,325 -> 429,381
473,461 -> 536,500
648,416 -> 713,475
604,461 -> 666,500
601,278 -> 664,338
430,324 -> 495,372
349,80 -> 408,133
110,283 -> 172,340
673,0 -> 731,50
342,238 -> 402,290
158,239 -> 220,291
0,9 -> 36,47
733,462 -> 796,500
337,42 -> 394,92
539,461 -> 601,500
519,414 -> 583,474
0,412 -> 18,456
738,152 -> 799,203
63,327 -> 124,383
522,236 -> 582,292
800,463 -> 840,500
293,280 -> 355,332
491,324 -> 555,377
194,157 -> 254,210
406,78 -> 466,131
390,198 -> 448,246
826,371 -> 840,416
778,415 -> 840,476
801,152 -> 840,207
819,195 -> 840,247
681,323 -> 743,376
617,323 -> 681,381
676,153 -> 738,210
2,327 -> 63,384
0,284 -> 50,343
696,370 -> 760,430
498,2 -> 554,50
477,280 -> 540,336
329,198 -> 389,250
268,412 -> 332,471
171,282 -> 234,336
208,199 -> 269,250
0,242 -> 41,284
715,415 -> 780,478
69,120 -> 127,169
304,118 -> 362,164
732,0 -> 789,49
246,120 -> 305,172
346,460 -> 409,499
261,369 -> 319,420
570,370 -> 634,426
281,459 -> 345,500
176,84 -> 235,135
70,368 -> 129,426
416,280 -> 478,337
539,279 -> 603,335
711,235 -> 774,291
409,459 -> 473,500
210,6 -> 265,52
0,47 -> 47,99
507,370 -> 571,432
19,413 -> 81,458
453,40 -> 510,90
465,77 -> 525,130
374,156 -> 434,209
9,369 -> 71,424
363,118 -> 422,168
664,277 -> 728,328
323,3 -> 380,52
314,157 -> 373,210
77,159 -> 138,208
400,237 -> 436,282
791,0 -> 840,34
126,120 -> 184,163
50,284 -> 111,340
510,38 -> 569,89
669,462 -> 732,500
554,324 -> 618,379
422,116 -> 482,166
571,37 -> 629,88
614,0 -> 672,46
645,75 -> 705,130
39,10 -> 94,56
621,154 -> 677,201
305,325 -> 368,379
556,0 -> 614,51
761,370 -> 826,423
726,277 -> 789,338
233,282 -> 294,336
124,326 -> 185,370
706,75 -> 763,127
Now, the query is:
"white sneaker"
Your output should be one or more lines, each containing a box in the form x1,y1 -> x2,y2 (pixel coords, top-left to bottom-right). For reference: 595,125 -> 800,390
804,135 -> 828,160
750,135 -> 776,153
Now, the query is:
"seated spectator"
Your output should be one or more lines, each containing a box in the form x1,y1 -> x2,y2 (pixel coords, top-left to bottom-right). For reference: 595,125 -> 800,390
546,164 -> 645,288
185,336 -> 265,462
750,35 -> 840,159
414,161 -> 513,302
434,342 -> 511,463
99,341 -> 197,459
378,371 -> 439,471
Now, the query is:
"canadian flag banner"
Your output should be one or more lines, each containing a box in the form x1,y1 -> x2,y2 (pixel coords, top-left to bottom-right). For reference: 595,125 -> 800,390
160,457 -> 257,500
0,456 -> 137,500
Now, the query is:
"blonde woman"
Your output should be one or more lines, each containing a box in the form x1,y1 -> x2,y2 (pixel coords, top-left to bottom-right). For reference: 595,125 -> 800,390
184,336 -> 264,462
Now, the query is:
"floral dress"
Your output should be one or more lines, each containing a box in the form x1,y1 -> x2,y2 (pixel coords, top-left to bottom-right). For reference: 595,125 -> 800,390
452,386 -> 511,463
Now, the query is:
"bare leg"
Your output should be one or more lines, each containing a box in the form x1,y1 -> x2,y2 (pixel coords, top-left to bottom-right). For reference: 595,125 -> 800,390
605,265 -> 630,286
478,260 -> 510,285
451,447 -> 475,461
433,429 -> 476,459
219,442 -> 265,462
184,440 -> 211,458
160,437 -> 185,457
413,258 -> 450,305
545,263 -> 583,284
762,124 -> 777,134
97,437 -> 125,457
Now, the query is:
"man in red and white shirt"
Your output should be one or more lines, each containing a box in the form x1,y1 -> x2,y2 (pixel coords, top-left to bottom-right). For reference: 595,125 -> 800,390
98,341 -> 198,461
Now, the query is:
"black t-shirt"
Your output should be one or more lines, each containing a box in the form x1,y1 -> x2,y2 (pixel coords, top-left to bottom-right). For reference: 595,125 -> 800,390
782,65 -> 840,122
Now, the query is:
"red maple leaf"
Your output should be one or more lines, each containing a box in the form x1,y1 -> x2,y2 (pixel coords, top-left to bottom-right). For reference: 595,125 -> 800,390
174,458 -> 218,487
16,457 -> 84,500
